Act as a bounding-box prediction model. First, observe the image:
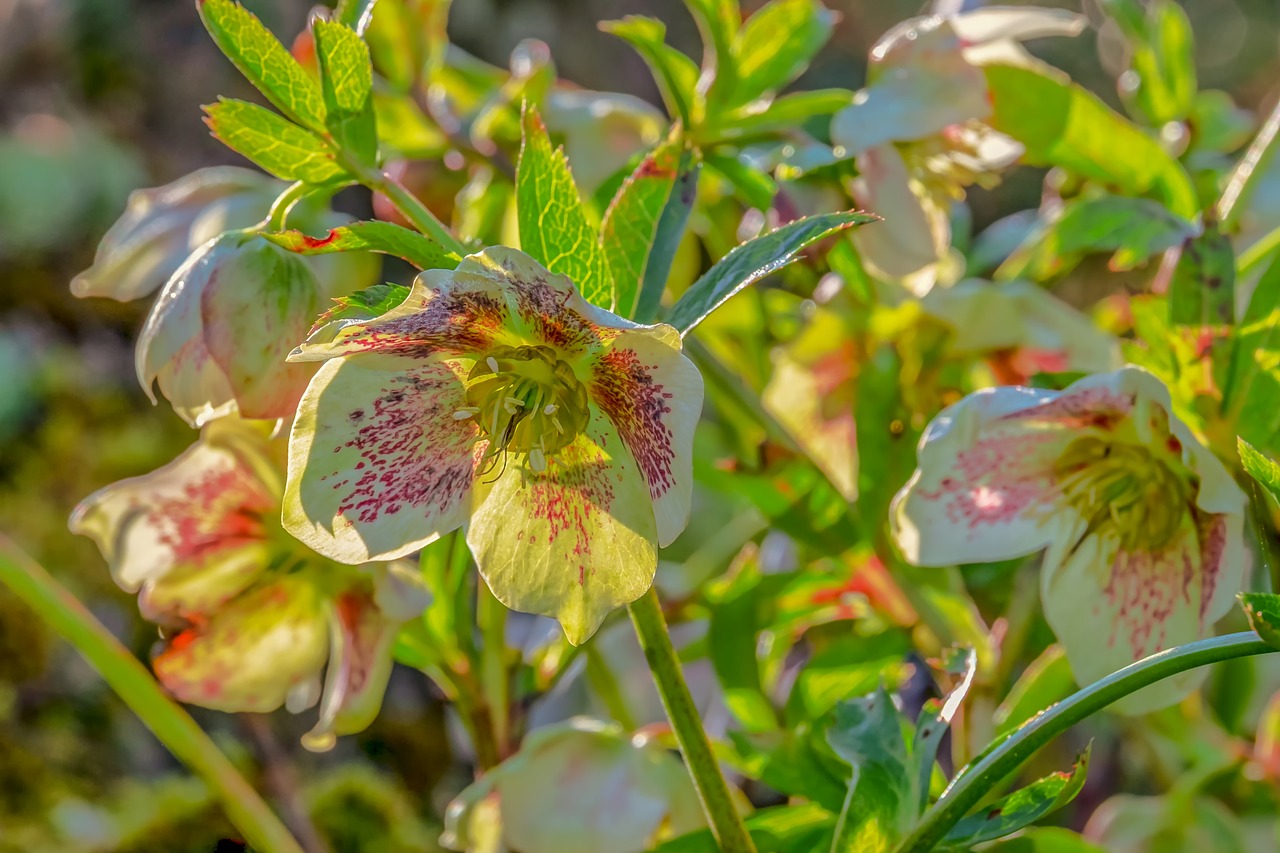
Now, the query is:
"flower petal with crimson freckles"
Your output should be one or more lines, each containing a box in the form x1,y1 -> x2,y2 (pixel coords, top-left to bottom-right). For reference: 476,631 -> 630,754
590,327 -> 702,547
302,587 -> 400,752
201,242 -> 320,420
284,354 -> 478,564
466,409 -> 658,645
70,427 -> 276,605
153,576 -> 329,713
891,383 -> 1077,566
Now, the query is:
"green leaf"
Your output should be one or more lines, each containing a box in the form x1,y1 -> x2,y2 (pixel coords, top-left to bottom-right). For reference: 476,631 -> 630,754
334,0 -> 378,34
704,150 -> 778,211
1110,0 -> 1197,125
1239,591 -> 1280,649
910,647 -> 976,814
994,645 -> 1076,737
1239,438 -> 1280,502
515,106 -> 613,309
683,0 -> 740,109
826,687 -> 913,852
667,211 -> 877,335
983,828 -> 1108,853
313,282 -> 412,331
601,126 -> 693,318
708,89 -> 855,143
941,745 -> 1091,847
198,0 -> 327,132
732,0 -> 836,105
600,17 -> 700,126
707,563 -> 783,733
996,194 -> 1196,282
313,19 -> 378,166
202,98 -> 347,184
1167,222 -> 1235,326
264,220 -> 461,269
983,63 -> 1198,219
784,632 -> 912,726
1224,254 -> 1280,446
653,803 -> 836,853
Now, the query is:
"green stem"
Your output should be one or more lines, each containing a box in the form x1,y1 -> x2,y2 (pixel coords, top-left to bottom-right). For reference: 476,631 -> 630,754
585,640 -> 638,731
896,631 -> 1275,853
350,162 -> 467,256
629,587 -> 757,853
0,536 -> 304,853
1237,224 -> 1280,279
266,181 -> 311,231
477,581 -> 511,761
1218,95 -> 1280,229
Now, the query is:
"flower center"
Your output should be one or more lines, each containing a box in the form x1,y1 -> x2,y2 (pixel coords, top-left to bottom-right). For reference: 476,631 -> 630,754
455,345 -> 589,474
1052,436 -> 1191,552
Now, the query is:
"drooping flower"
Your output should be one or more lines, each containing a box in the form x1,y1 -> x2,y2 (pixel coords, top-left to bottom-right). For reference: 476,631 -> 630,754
442,718 -> 705,853
71,166 -> 283,302
135,229 -> 377,426
891,367 -> 1245,712
283,246 -> 703,644
69,418 -> 428,750
831,6 -> 1085,293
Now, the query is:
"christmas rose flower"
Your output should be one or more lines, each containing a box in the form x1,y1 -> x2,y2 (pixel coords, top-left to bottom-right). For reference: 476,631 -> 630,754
283,246 -> 703,644
70,418 -> 427,750
891,366 -> 1245,712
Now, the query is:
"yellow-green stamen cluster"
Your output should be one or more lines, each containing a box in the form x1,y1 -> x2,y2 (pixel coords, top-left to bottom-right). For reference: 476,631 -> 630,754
1052,435 -> 1191,552
456,345 -> 590,474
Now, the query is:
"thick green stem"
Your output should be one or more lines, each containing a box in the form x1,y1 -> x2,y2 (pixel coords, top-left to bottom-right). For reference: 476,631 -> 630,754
477,581 -> 511,761
629,587 -> 757,853
896,631 -> 1275,853
351,163 -> 467,257
585,640 -> 639,731
0,536 -> 304,853
266,180 -> 311,231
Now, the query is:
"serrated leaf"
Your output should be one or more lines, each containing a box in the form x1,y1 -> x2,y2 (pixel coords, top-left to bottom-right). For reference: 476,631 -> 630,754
314,282 -> 412,331
516,105 -> 613,309
601,126 -> 695,319
1240,439 -> 1280,502
941,746 -> 1091,848
601,17 -> 700,126
826,687 -> 914,853
667,211 -> 878,335
264,220 -> 460,269
314,19 -> 377,166
1239,592 -> 1280,649
1167,223 -> 1235,326
198,0 -> 327,132
203,98 -> 347,184
996,194 -> 1196,282
911,647 -> 976,814
784,632 -> 912,726
732,0 -> 836,105
983,63 -> 1198,219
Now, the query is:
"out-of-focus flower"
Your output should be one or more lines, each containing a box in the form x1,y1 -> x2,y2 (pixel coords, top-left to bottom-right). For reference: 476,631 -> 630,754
543,89 -> 666,194
441,718 -> 705,853
70,418 -> 428,750
135,230 -> 378,426
832,7 -> 1085,293
892,367 -> 1245,713
71,166 -> 282,301
921,278 -> 1123,383
284,247 -> 702,644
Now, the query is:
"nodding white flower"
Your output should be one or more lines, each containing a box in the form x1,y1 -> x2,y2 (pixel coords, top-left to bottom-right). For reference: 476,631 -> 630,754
70,418 -> 428,750
283,246 -> 703,644
832,7 -> 1085,293
442,718 -> 705,853
891,367 -> 1245,713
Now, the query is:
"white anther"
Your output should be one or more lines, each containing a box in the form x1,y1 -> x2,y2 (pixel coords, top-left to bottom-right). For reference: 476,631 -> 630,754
529,448 -> 547,473
543,403 -> 559,415
486,356 -> 500,373
452,407 -> 480,420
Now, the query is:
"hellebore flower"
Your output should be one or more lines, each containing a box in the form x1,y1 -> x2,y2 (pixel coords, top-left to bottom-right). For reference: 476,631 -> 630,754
71,166 -> 283,301
831,6 -> 1085,292
136,229 -> 377,426
284,246 -> 703,644
891,367 -> 1245,712
442,718 -> 705,853
70,418 -> 428,750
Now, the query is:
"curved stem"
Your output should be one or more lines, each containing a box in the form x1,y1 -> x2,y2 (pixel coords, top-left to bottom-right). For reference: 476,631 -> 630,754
350,162 -> 467,256
0,536 -> 305,853
896,631 -> 1275,853
266,181 -> 311,231
629,587 -> 757,853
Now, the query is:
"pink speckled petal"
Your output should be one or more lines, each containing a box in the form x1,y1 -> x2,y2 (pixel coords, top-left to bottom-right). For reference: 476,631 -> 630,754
590,327 -> 703,547
153,574 -> 329,714
466,407 -> 658,645
891,383 -> 1075,565
1040,510 -> 1228,714
284,354 -> 479,564
70,421 -> 278,620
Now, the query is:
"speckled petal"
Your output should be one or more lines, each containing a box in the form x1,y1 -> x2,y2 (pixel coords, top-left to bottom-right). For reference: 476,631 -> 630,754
284,354 -> 479,564
466,408 -> 658,645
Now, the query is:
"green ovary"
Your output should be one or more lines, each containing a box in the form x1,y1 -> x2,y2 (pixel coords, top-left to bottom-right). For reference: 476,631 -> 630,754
456,345 -> 590,473
1052,436 -> 1191,552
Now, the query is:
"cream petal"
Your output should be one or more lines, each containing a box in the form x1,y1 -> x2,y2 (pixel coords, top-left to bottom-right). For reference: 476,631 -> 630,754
849,145 -> 951,293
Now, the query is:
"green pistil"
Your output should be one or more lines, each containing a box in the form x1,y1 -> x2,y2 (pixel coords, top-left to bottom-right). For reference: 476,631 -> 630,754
1053,436 -> 1191,552
457,345 -> 589,474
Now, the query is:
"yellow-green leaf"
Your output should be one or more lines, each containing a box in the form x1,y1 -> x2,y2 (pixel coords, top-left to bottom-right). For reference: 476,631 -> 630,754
203,99 -> 347,184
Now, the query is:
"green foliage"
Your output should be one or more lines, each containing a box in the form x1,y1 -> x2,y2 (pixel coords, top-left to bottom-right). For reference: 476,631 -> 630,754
1104,0 -> 1197,125
202,98 -> 346,183
730,0 -> 836,105
600,17 -> 701,126
314,20 -> 378,166
265,220 -> 462,269
1167,223 -> 1235,326
1239,592 -> 1280,649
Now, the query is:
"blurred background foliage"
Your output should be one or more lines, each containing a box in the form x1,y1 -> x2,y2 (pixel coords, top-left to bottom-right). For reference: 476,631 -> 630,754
4,0 -> 1280,850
